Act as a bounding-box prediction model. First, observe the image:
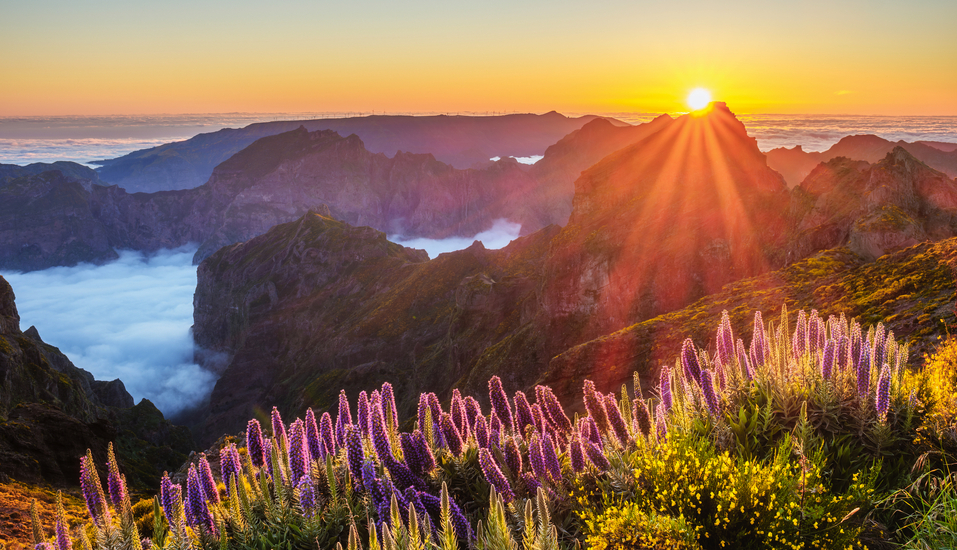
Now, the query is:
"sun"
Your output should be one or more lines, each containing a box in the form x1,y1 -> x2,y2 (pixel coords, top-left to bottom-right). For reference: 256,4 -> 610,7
687,88 -> 712,111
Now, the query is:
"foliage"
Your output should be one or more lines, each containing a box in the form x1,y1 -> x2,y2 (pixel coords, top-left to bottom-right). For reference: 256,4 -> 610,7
31,306 -> 957,549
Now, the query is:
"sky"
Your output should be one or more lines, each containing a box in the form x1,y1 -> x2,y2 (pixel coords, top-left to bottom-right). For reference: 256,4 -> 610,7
1,0 -> 956,116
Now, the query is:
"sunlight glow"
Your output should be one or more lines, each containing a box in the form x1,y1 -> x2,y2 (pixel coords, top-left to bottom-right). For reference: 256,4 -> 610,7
687,88 -> 712,111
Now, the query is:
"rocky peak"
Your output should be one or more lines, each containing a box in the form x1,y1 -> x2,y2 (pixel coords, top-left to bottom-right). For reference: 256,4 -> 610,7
0,276 -> 20,335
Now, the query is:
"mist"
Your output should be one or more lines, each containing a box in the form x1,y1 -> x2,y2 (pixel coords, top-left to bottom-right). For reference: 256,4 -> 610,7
389,218 -> 522,258
0,246 -> 216,416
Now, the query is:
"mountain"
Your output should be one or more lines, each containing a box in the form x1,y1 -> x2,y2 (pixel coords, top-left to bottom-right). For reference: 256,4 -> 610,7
194,212 -> 554,441
192,104 -> 957,442
918,141 -> 957,153
0,276 -> 193,489
0,115 -> 675,271
92,112 -> 616,192
788,148 -> 957,261
767,135 -> 957,187
0,161 -> 100,185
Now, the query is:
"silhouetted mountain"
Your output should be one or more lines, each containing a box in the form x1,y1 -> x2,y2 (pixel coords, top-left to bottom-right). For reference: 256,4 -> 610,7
767,135 -> 957,187
93,112 -> 616,192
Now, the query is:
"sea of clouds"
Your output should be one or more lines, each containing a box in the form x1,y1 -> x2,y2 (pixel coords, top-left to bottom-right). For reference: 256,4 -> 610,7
389,219 -> 523,259
0,246 -> 215,417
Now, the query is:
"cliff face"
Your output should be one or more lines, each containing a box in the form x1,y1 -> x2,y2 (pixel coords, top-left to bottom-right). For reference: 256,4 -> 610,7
0,276 -> 193,488
93,112 -> 612,192
194,212 -> 555,441
789,148 -> 957,261
767,135 -> 957,188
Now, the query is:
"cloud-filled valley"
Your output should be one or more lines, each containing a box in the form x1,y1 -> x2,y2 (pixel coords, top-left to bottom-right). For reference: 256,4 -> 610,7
0,246 -> 217,416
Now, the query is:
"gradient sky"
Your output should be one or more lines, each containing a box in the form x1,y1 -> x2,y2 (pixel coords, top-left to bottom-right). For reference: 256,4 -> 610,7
2,0 -> 955,116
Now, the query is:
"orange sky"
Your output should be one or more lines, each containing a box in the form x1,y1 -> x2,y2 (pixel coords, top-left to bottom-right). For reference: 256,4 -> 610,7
2,0 -> 956,116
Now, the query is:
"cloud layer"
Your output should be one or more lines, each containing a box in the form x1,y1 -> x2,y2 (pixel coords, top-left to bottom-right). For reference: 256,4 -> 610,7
0,247 -> 216,416
389,218 -> 522,258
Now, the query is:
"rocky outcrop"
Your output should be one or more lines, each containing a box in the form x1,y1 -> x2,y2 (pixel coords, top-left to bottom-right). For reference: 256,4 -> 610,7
789,148 -> 957,261
0,276 -> 193,488
195,212 -> 556,441
93,112 -> 613,192
0,162 -> 100,185
767,135 -> 957,187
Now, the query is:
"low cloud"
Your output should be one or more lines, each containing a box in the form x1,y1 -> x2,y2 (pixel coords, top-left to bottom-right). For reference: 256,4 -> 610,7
389,219 -> 522,258
0,246 -> 216,416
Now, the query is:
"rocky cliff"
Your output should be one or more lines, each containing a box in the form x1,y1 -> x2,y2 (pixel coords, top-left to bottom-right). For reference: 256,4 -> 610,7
767,135 -> 957,187
0,276 -> 193,488
93,112 -> 614,192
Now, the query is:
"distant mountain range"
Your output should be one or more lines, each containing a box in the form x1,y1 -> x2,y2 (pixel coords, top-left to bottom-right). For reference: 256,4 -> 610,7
91,112 -> 621,192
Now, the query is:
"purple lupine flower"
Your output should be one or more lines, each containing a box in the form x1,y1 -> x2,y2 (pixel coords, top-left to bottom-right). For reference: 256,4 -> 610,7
750,311 -> 768,368
716,310 -> 735,367
808,310 -> 823,356
659,366 -> 673,411
440,413 -> 464,456
474,414 -> 490,448
542,433 -> 562,482
383,455 -> 421,491
836,336 -> 849,374
632,398 -> 652,437
537,385 -> 573,435
581,416 -> 602,448
371,401 -> 393,461
568,433 -> 586,473
850,323 -> 862,371
530,403 -> 547,435
370,390 -> 382,417
821,339 -> 836,380
528,432 -> 548,480
305,408 -> 323,461
521,472 -> 541,495
681,339 -> 702,384
362,461 -> 384,503
106,443 -> 127,509
403,488 -> 437,538
381,382 -> 398,429
427,392 -> 446,447
876,364 -> 891,421
400,432 -> 420,474
603,393 -> 632,446
185,464 -> 205,527
297,475 -> 316,518
220,443 -> 242,497
715,358 -> 727,391
54,492 -> 71,550
655,402 -> 668,441
504,436 -> 523,475
873,324 -> 887,374
246,418 -> 266,467
464,396 -> 482,432
271,407 -> 286,442
412,430 -> 435,473
478,448 -> 515,503
417,392 -> 430,432
358,391 -> 371,437
793,310 -> 808,358
336,390 -> 352,447
79,452 -> 110,526
700,369 -> 721,417
582,379 -> 611,434
160,473 -> 182,527
490,409 -> 503,435
450,389 -> 470,440
263,438 -> 275,480
197,453 -> 220,504
344,425 -> 365,484
583,440 -> 610,470
857,342 -> 872,401
320,412 -> 336,456
288,419 -> 309,483
488,376 -> 514,432
419,491 -> 473,543
513,391 -> 534,434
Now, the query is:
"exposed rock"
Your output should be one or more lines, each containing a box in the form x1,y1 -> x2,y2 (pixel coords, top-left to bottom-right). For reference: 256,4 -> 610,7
767,134 -> 957,187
